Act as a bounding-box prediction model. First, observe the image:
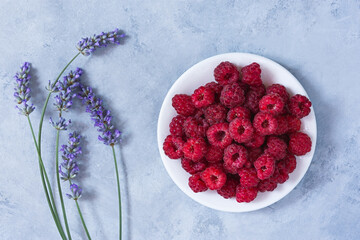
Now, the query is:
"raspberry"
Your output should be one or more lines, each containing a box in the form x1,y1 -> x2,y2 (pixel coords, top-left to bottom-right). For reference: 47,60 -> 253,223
238,81 -> 249,93
205,82 -> 223,101
206,123 -> 233,149
183,138 -> 208,161
276,159 -> 289,175
288,132 -> 312,156
264,136 -> 287,160
204,104 -> 227,125
220,83 -> 245,108
244,86 -> 266,113
181,158 -> 207,174
254,154 -> 276,180
248,147 -> 263,163
223,161 -> 238,174
266,84 -> 289,103
271,167 -> 289,184
169,115 -> 186,137
274,115 -> 289,135
214,61 -> 240,86
236,185 -> 258,203
284,153 -> 297,173
163,135 -> 184,159
257,179 -> 277,192
226,106 -> 251,122
241,62 -> 262,86
217,177 -> 238,199
244,133 -> 265,148
172,94 -> 196,116
238,167 -> 259,188
286,115 -> 301,133
191,86 -> 215,108
229,118 -> 254,143
289,94 -> 312,119
188,173 -> 208,193
209,161 -> 225,171
183,117 -> 207,138
259,93 -> 285,115
224,144 -> 248,169
253,112 -> 278,136
205,145 -> 224,163
200,166 -> 227,190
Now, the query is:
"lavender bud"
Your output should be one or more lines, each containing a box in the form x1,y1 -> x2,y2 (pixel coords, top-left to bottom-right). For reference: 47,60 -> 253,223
14,62 -> 35,116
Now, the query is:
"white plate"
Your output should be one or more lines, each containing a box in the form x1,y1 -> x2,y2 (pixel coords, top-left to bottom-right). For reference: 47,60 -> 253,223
157,53 -> 317,212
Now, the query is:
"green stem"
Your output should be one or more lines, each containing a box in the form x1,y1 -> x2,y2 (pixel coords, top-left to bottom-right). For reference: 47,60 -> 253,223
56,130 -> 72,240
27,116 -> 67,240
111,145 -> 122,240
37,52 -> 80,154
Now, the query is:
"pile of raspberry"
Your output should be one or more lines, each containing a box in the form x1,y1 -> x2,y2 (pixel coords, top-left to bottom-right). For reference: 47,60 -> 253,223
163,61 -> 312,203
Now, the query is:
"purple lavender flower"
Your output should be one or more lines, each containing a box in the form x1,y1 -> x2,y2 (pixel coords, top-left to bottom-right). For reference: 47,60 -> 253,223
66,184 -> 82,200
59,132 -> 82,181
76,28 -> 125,56
78,85 -> 121,146
49,117 -> 71,130
13,62 -> 35,116
53,68 -> 83,113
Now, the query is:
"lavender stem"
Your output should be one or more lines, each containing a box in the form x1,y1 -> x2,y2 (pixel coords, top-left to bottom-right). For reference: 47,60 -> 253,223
56,130 -> 72,240
111,145 -> 122,240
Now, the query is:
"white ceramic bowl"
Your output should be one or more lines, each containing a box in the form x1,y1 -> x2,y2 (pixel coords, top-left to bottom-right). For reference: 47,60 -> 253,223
157,53 -> 317,212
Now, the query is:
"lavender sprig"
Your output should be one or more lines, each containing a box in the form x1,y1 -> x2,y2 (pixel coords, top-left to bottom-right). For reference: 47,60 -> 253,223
59,132 -> 82,181
49,117 -> 71,130
66,184 -> 82,200
76,28 -> 125,56
53,68 -> 83,114
78,85 -> 121,145
14,62 -> 35,116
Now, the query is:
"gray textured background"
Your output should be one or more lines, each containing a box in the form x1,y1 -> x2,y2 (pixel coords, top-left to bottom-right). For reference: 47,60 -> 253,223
1,0 -> 360,239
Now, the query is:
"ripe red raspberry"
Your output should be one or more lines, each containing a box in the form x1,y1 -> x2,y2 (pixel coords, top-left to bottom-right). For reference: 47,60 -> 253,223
276,159 -> 289,175
205,145 -> 224,163
236,185 -> 258,203
204,104 -> 227,125
244,133 -> 265,148
264,136 -> 287,160
205,82 -> 223,101
259,93 -> 285,115
183,138 -> 208,161
183,117 -> 207,138
220,83 -> 245,108
191,86 -> 215,108
226,106 -> 251,122
206,123 -> 233,149
288,132 -> 312,156
289,94 -> 312,119
163,135 -> 184,159
214,61 -> 240,86
172,94 -> 196,116
253,112 -> 278,136
188,173 -> 208,193
224,144 -> 248,169
266,84 -> 289,103
209,161 -> 225,171
200,166 -> 227,190
244,86 -> 266,113
241,62 -> 262,86
238,167 -> 259,188
169,115 -> 186,137
223,161 -> 238,174
217,177 -> 238,199
271,167 -> 289,184
254,154 -> 276,180
284,153 -> 297,173
229,118 -> 254,143
248,147 -> 263,163
181,158 -> 207,174
257,179 -> 277,192
286,115 -> 301,133
274,115 -> 289,135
